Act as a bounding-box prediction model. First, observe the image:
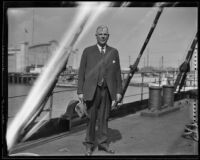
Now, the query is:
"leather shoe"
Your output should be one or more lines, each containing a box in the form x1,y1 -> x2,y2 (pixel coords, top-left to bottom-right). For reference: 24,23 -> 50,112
98,146 -> 115,154
85,147 -> 93,156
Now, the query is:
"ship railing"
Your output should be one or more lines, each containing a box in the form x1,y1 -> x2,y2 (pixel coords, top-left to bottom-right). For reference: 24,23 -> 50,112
8,88 -> 149,121
8,70 -> 197,120
8,88 -> 76,121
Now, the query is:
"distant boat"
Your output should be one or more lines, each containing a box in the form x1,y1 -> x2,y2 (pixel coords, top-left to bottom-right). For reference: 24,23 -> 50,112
143,73 -> 152,77
148,77 -> 169,87
29,65 -> 44,74
56,83 -> 77,88
152,72 -> 159,77
65,75 -> 74,81
56,78 -> 77,88
148,76 -> 197,92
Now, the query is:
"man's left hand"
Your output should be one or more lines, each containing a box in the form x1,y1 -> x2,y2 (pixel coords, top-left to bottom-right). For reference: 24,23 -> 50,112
111,94 -> 122,110
116,93 -> 122,102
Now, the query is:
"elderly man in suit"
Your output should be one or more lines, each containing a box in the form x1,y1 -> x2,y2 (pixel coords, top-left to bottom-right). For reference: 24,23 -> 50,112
77,25 -> 122,155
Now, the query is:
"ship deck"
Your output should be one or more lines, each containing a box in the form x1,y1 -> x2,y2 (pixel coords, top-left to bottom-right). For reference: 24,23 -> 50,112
10,98 -> 198,156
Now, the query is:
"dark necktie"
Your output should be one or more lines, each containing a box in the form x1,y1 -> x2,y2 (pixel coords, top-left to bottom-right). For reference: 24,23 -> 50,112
98,47 -> 106,86
101,47 -> 104,54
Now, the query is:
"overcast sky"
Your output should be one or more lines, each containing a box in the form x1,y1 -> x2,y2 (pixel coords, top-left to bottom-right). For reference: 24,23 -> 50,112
7,5 -> 197,69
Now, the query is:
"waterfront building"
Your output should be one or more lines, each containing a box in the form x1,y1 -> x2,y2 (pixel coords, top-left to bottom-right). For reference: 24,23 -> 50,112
8,40 -> 59,73
8,40 -> 81,74
28,40 -> 58,67
8,42 -> 29,73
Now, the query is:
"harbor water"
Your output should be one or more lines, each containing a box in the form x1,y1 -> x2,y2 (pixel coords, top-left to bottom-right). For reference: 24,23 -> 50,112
7,84 -> 149,127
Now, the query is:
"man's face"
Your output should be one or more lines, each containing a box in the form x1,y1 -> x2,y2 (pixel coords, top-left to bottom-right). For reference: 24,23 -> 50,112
96,27 -> 109,46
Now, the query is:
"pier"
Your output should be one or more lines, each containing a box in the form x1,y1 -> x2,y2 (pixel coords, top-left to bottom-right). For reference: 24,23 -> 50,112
8,70 -> 197,89
8,73 -> 38,85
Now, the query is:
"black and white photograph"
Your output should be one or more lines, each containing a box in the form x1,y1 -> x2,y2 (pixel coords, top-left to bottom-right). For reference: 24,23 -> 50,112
2,1 -> 198,157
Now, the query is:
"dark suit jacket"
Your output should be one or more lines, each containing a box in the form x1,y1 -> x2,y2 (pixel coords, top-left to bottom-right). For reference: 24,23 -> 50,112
77,44 -> 122,101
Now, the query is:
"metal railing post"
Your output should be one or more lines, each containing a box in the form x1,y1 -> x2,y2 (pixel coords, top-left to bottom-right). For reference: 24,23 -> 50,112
141,73 -> 144,101
194,71 -> 195,87
159,72 -> 161,87
184,77 -> 186,91
49,92 -> 53,119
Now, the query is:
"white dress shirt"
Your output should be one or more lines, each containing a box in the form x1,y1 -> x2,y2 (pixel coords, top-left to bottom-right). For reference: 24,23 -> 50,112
97,44 -> 106,54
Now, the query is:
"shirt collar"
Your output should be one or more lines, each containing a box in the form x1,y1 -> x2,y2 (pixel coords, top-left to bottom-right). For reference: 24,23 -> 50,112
97,44 -> 106,53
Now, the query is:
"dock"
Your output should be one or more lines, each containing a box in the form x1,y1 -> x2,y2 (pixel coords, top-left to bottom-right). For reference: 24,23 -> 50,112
8,73 -> 38,85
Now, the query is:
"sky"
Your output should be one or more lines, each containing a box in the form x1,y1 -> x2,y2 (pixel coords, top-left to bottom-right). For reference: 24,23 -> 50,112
7,3 -> 197,69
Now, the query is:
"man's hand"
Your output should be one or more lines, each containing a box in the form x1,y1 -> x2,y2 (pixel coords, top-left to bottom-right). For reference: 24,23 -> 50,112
116,93 -> 122,102
111,100 -> 117,110
111,94 -> 122,110
78,94 -> 84,102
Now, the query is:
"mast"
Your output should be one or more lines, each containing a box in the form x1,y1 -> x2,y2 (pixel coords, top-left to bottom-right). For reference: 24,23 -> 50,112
112,7 -> 164,109
174,32 -> 198,93
32,8 -> 35,45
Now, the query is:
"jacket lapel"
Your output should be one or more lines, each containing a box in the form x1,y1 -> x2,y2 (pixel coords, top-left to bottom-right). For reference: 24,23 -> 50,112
92,45 -> 102,65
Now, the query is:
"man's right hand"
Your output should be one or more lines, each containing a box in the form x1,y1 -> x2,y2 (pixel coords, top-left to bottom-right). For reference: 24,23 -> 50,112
78,94 -> 84,102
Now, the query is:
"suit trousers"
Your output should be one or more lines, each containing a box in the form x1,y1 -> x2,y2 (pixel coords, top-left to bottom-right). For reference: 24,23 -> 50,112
84,85 -> 111,149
